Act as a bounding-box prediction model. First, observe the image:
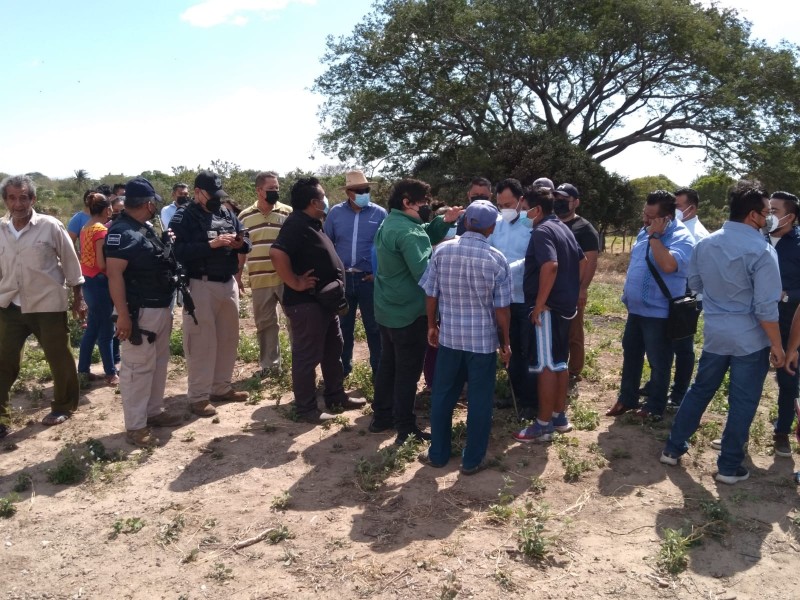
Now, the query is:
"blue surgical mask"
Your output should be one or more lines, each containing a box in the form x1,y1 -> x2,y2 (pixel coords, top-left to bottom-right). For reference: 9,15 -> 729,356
354,192 -> 370,208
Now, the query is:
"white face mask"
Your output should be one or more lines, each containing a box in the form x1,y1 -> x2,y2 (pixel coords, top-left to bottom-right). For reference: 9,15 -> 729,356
500,208 -> 518,223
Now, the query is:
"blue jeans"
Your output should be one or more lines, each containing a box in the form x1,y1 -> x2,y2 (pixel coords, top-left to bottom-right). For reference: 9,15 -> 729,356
665,348 -> 770,476
618,314 -> 672,414
509,303 -> 537,408
428,346 -> 496,470
775,306 -> 799,434
340,273 -> 381,377
77,274 -> 116,376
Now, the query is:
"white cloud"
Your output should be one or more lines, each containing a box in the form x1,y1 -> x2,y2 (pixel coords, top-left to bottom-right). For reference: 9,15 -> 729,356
180,0 -> 316,28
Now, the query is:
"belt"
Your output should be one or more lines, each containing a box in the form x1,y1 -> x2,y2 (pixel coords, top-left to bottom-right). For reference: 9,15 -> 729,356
189,274 -> 232,283
345,270 -> 371,275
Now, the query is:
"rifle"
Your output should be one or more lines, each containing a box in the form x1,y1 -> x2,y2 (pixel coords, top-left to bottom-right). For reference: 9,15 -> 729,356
160,231 -> 198,325
112,309 -> 156,345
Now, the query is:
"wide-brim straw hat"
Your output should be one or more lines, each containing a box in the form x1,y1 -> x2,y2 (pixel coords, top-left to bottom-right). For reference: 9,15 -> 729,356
342,169 -> 376,190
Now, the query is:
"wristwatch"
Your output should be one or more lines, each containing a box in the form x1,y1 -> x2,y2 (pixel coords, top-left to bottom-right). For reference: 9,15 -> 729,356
648,231 -> 661,240
782,293 -> 789,303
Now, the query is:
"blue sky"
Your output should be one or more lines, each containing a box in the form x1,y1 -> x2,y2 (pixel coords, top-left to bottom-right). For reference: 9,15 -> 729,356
1,0 -> 797,185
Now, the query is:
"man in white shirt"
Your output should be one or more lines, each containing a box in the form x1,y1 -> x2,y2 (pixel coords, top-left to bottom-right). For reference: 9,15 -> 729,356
160,183 -> 190,230
0,175 -> 86,436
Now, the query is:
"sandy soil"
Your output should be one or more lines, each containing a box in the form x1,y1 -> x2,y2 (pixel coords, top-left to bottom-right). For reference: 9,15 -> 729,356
1,261 -> 799,600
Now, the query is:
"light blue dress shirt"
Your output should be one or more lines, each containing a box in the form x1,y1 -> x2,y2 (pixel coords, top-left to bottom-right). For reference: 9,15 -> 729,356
488,214 -> 531,304
323,201 -> 387,272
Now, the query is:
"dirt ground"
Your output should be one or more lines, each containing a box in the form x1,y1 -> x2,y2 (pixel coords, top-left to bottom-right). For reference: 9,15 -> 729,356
1,256 -> 799,600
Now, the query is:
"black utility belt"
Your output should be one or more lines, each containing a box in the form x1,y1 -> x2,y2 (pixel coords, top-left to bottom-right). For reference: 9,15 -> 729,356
189,274 -> 232,283
133,301 -> 172,309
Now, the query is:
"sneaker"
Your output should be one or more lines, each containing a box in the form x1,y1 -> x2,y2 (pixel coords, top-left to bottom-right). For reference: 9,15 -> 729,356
418,450 -> 447,468
209,389 -> 249,403
254,367 -> 280,380
715,466 -> 750,485
710,438 -> 722,451
295,410 -> 337,424
660,451 -> 680,466
773,433 -> 792,458
190,400 -> 217,417
460,457 -> 491,475
146,410 -> 184,427
367,419 -> 394,434
395,428 -> 431,445
551,413 -> 573,433
513,421 -> 554,443
666,398 -> 682,412
126,427 -> 159,448
328,397 -> 367,411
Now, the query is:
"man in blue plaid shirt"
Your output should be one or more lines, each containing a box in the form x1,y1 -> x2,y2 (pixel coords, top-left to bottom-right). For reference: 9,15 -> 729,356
418,200 -> 512,475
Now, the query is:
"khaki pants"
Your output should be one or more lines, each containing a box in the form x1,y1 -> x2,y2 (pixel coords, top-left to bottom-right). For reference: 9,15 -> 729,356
0,306 -> 79,421
183,278 -> 240,403
568,304 -> 586,378
251,283 -> 283,370
120,307 -> 173,430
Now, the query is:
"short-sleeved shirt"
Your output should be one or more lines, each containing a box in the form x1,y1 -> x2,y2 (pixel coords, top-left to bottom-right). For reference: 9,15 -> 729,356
68,211 -> 90,238
104,212 -> 175,308
80,222 -> 107,277
523,215 -> 585,317
420,232 -> 512,354
239,200 -> 292,289
563,215 -> 600,254
271,210 -> 344,307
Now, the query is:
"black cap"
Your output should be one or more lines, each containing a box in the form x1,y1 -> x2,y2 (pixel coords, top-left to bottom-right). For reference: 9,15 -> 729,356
125,177 -> 162,203
194,170 -> 228,199
554,183 -> 579,199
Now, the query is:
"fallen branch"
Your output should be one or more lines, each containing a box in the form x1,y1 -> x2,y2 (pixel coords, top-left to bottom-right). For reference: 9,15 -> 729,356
232,527 -> 278,550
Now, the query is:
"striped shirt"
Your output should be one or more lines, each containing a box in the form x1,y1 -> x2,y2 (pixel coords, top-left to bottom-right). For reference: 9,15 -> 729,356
419,231 -> 512,354
239,201 -> 292,289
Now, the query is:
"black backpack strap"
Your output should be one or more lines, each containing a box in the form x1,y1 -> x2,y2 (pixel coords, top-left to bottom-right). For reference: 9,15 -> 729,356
644,248 -> 673,300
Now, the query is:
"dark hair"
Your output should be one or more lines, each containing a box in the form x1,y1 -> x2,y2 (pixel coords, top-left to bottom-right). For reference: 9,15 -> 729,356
255,171 -> 279,187
172,182 -> 189,193
290,177 -> 323,210
523,186 -> 554,215
0,175 -> 36,200
112,183 -> 126,195
729,184 -> 768,222
224,198 -> 242,216
468,176 -> 492,191
646,190 -> 676,218
496,178 -> 523,199
388,178 -> 431,211
83,188 -> 94,205
771,191 -> 800,219
95,184 -> 113,197
674,187 -> 700,207
86,192 -> 110,216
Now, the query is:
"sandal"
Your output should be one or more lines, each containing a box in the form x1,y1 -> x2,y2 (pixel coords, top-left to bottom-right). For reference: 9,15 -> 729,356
105,374 -> 120,385
42,411 -> 71,426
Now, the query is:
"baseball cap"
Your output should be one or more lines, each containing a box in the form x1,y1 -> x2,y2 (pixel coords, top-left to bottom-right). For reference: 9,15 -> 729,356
532,177 -> 554,190
125,177 -> 162,203
464,199 -> 499,230
194,170 -> 229,199
554,183 -> 579,199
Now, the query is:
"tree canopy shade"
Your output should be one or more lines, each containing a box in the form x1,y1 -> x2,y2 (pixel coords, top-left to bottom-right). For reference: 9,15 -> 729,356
314,0 -> 800,174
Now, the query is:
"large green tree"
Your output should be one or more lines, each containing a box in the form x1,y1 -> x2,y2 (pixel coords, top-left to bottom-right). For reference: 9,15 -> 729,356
315,0 -> 800,173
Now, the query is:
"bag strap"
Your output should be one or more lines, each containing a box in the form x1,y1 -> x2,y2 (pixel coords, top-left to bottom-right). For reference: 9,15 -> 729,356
644,247 -> 673,301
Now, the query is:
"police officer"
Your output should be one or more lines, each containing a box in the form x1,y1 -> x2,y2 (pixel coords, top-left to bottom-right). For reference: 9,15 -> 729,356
105,177 -> 183,447
169,171 -> 252,417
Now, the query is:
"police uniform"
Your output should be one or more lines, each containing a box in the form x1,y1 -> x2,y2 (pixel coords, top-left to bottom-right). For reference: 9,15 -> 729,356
104,211 -> 177,433
169,199 -> 251,414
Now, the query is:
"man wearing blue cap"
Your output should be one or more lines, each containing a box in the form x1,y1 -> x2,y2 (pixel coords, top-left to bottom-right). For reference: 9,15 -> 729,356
419,199 -> 512,474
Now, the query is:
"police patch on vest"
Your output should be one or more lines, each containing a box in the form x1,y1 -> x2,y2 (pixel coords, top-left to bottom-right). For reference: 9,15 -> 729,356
207,231 -> 218,239
171,212 -> 184,224
106,233 -> 122,246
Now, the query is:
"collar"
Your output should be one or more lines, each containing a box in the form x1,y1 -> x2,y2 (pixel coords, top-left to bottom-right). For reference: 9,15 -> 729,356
534,214 -> 559,228
390,208 -> 422,224
297,209 -> 323,229
723,220 -> 764,238
461,230 -> 489,244
2,208 -> 40,229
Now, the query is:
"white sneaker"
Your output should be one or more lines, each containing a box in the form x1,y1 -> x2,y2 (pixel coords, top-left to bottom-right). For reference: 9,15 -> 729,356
715,467 -> 749,485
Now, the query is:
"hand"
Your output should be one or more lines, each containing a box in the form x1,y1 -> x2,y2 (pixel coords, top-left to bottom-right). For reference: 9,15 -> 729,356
530,304 -> 548,326
71,301 -> 87,322
646,217 -> 670,237
578,288 -> 588,309
294,269 -> 318,291
165,228 -> 176,243
115,314 -> 133,341
362,273 -> 374,282
427,325 -> 439,348
442,206 -> 465,224
230,235 -> 245,250
235,274 -> 245,295
498,344 -> 511,368
209,233 -> 237,249
770,344 -> 786,369
785,350 -> 798,375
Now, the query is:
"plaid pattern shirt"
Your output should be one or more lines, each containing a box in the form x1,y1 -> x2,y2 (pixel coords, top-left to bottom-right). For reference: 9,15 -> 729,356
420,231 -> 512,354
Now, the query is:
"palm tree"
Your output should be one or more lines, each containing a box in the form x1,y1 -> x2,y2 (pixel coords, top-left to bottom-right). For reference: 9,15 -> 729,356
74,169 -> 89,188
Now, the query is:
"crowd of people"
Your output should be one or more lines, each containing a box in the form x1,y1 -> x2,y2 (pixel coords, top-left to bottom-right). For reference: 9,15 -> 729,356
0,171 -> 798,485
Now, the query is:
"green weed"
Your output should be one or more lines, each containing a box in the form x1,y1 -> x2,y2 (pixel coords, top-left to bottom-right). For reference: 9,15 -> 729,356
345,360 -> 374,402
571,400 -> 600,431
169,328 -> 184,357
13,473 -> 32,493
207,562 -> 234,582
157,514 -> 185,545
110,517 -> 145,539
0,494 -> 19,518
355,435 -> 423,492
517,503 -> 550,560
657,527 -> 701,574
270,491 -> 292,511
237,332 -> 260,363
267,524 -> 294,544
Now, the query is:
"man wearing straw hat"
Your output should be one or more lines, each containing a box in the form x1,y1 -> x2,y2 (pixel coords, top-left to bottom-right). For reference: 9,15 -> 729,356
324,170 -> 387,379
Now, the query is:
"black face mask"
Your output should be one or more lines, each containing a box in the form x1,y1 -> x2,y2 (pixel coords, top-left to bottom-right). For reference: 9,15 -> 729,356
416,204 -> 432,223
554,199 -> 571,216
266,190 -> 280,204
110,213 -> 121,221
176,196 -> 189,206
206,196 -> 222,212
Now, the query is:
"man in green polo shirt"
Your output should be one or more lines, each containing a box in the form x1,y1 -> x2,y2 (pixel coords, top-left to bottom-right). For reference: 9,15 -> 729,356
371,178 -> 462,445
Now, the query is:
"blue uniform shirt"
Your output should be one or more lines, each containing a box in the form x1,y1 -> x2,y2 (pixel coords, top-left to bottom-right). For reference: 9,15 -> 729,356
323,201 -> 387,272
691,221 -> 780,356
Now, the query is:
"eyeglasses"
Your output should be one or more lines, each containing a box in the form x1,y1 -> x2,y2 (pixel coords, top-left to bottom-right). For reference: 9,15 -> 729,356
352,187 -> 370,194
